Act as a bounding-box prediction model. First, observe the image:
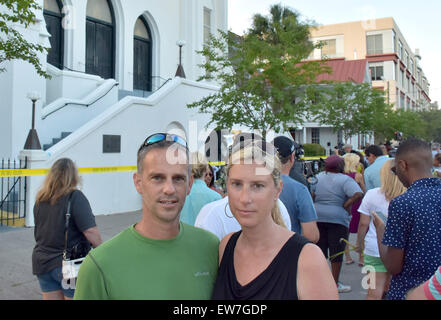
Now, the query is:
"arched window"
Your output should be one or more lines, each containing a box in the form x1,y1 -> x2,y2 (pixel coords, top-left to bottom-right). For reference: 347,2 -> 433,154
133,17 -> 152,91
44,0 -> 64,68
86,0 -> 115,79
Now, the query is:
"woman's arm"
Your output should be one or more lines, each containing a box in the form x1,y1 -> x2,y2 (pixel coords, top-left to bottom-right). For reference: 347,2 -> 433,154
297,244 -> 339,300
343,192 -> 363,214
83,227 -> 102,248
355,173 -> 366,194
356,213 -> 370,253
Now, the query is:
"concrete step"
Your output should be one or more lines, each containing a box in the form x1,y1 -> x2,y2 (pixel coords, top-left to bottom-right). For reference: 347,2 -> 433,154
61,132 -> 71,139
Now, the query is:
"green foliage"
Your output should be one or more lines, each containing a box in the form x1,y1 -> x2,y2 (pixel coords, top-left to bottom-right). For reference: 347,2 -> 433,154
0,0 -> 49,78
418,107 -> 441,142
374,108 -> 426,142
309,82 -> 393,142
302,143 -> 325,156
188,4 -> 331,139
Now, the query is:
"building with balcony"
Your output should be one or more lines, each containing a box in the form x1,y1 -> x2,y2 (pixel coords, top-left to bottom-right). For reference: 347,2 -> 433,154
309,17 -> 431,111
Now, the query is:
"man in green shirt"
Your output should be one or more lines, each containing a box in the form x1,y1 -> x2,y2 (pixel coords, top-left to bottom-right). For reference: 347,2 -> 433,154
74,133 -> 219,300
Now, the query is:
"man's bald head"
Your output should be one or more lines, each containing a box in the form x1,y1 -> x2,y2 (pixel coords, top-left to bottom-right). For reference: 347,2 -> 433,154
396,138 -> 432,172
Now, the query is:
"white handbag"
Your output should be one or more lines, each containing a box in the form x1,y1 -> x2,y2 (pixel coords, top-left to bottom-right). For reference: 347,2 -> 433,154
62,257 -> 85,279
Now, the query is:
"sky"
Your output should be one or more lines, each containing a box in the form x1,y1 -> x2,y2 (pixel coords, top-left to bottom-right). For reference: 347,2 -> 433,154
228,0 -> 441,105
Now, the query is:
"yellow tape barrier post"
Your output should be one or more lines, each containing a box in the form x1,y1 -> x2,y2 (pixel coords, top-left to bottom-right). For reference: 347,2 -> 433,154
0,166 -> 138,178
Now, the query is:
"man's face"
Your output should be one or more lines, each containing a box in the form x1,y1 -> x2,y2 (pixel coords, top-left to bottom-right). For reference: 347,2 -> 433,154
366,153 -> 376,165
133,147 -> 192,224
344,147 -> 352,154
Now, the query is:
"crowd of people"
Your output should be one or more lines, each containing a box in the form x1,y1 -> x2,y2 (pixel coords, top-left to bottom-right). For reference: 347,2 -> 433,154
30,132 -> 441,300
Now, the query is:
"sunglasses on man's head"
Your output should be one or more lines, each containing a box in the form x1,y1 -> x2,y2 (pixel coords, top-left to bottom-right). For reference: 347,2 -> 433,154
138,133 -> 188,152
390,166 -> 396,175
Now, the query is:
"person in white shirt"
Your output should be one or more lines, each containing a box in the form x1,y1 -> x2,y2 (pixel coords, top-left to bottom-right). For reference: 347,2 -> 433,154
356,159 -> 407,300
196,132 -> 292,239
195,196 -> 291,240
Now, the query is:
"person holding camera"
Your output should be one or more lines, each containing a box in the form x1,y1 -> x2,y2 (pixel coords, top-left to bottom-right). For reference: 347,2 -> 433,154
32,158 -> 102,300
273,136 -> 319,243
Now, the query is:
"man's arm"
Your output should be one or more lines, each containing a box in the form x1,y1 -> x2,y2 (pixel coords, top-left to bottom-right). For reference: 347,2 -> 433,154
407,267 -> 441,300
406,282 -> 428,300
371,212 -> 404,275
297,186 -> 319,243
300,221 -> 319,243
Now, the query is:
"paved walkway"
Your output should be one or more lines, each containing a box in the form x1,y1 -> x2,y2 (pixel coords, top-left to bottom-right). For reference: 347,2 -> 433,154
0,212 -> 367,300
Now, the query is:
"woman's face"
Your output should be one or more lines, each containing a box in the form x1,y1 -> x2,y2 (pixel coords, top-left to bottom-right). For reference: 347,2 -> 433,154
227,162 -> 281,228
204,167 -> 213,186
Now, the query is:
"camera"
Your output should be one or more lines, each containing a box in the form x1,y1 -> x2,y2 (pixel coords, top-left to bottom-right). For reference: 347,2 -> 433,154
334,142 -> 345,156
293,141 -> 304,159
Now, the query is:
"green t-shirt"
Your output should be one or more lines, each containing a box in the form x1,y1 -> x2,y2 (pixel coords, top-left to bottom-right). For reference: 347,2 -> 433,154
73,222 -> 219,300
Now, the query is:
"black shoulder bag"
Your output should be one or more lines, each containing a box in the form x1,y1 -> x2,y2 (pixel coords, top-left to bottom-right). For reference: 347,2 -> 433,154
62,191 -> 91,280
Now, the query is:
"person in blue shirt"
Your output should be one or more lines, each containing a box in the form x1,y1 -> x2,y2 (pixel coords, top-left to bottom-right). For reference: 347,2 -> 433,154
364,145 -> 389,191
372,138 -> 441,300
272,136 -> 319,243
180,152 -> 222,225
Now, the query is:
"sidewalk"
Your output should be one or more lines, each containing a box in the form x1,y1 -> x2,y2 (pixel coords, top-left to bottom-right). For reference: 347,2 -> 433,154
0,212 -> 367,300
0,211 -> 141,300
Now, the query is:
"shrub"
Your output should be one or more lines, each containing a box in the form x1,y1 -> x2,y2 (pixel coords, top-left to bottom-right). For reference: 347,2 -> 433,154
303,143 -> 326,156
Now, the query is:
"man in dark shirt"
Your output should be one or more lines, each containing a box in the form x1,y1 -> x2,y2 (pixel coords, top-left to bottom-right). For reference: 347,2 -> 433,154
273,136 -> 319,243
372,138 -> 441,300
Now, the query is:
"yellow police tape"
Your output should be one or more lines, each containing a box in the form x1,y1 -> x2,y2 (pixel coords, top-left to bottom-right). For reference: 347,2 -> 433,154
0,157 -> 329,178
0,166 -> 138,178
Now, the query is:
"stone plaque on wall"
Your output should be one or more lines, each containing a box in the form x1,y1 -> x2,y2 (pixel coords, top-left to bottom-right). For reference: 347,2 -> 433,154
103,135 -> 121,153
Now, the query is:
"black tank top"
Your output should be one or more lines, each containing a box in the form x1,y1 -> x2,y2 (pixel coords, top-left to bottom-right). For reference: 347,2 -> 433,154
211,231 -> 310,300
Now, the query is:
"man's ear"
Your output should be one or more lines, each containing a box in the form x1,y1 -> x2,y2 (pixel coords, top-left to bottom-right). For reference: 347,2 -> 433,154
291,153 -> 295,163
133,172 -> 142,195
400,159 -> 408,171
187,175 -> 194,196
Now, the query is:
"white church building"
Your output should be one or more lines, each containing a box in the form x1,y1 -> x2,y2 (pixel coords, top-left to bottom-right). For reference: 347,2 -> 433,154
0,0 -> 229,226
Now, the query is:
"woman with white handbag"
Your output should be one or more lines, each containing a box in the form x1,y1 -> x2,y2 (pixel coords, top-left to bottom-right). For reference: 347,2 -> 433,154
31,158 -> 102,300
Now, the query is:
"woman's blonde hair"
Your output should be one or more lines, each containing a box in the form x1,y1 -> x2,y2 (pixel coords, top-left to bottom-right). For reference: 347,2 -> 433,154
191,152 -> 209,179
380,159 -> 407,201
226,143 -> 286,228
343,153 -> 360,173
35,158 -> 80,205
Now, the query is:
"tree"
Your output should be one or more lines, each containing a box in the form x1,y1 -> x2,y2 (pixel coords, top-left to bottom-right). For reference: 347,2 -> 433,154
308,82 -> 393,143
372,108 -> 427,142
0,0 -> 49,78
417,107 -> 441,142
188,4 -> 330,139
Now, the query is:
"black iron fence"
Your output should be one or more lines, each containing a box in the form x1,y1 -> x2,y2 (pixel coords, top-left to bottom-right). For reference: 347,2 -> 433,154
0,158 -> 27,227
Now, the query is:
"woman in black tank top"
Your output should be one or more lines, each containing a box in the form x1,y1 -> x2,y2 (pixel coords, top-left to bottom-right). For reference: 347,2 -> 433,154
211,142 -> 338,300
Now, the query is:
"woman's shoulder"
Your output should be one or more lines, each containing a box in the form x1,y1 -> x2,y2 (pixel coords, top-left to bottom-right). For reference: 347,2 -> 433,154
71,189 -> 89,202
218,232 -> 237,263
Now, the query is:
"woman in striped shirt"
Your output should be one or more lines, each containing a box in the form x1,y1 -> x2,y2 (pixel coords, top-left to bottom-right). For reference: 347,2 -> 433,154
407,266 -> 441,300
